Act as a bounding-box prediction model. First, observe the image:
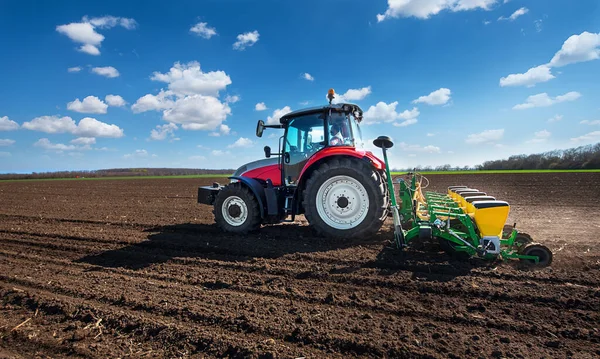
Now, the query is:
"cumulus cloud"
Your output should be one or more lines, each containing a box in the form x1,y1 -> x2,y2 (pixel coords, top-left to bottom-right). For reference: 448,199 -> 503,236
91,66 -> 120,78
266,106 -> 292,125
133,62 -> 233,132
547,114 -> 563,123
465,129 -> 504,144
549,32 -> 600,67
412,88 -> 452,105
331,86 -> 372,104
363,101 -> 419,127
0,139 -> 15,146
571,131 -> 600,143
34,138 -> 77,151
498,7 -> 528,21
209,124 -> 232,137
150,61 -> 231,97
513,91 -> 581,110
580,120 -> 600,125
0,116 -> 19,131
398,142 -> 441,153
233,30 -> 259,50
70,137 -> 96,145
56,16 -> 136,55
190,22 -> 217,39
255,102 -> 267,111
163,95 -> 231,130
67,96 -> 108,114
105,94 -> 126,107
211,150 -> 231,156
68,66 -> 82,73
499,32 -> 600,87
377,0 -> 497,22
526,129 -> 551,144
225,95 -> 240,103
303,73 -> 314,81
499,65 -> 555,87
149,123 -> 178,141
22,116 -> 124,138
228,137 -> 254,148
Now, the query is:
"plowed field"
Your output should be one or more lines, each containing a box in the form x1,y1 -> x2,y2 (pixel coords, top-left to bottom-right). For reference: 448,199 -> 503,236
1,173 -> 599,358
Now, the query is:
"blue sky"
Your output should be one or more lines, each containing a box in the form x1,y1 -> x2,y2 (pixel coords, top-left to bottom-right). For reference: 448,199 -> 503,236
1,0 -> 600,173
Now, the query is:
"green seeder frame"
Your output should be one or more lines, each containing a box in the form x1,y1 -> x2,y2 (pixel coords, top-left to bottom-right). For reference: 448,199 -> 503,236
394,175 -> 541,263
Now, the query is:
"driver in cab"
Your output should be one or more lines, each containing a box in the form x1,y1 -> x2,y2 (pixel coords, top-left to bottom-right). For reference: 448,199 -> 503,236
329,120 -> 349,146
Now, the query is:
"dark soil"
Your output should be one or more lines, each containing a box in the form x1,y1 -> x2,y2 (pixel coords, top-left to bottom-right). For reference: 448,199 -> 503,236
1,173 -> 599,358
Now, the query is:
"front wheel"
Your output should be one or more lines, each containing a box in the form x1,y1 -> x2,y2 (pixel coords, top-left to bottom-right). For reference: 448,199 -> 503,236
214,183 -> 261,234
303,158 -> 388,239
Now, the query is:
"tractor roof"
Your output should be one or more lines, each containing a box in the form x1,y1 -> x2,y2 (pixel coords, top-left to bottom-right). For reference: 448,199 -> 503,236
279,103 -> 364,124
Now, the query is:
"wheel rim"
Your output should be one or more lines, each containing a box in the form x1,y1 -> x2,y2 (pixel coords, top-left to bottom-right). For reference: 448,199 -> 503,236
315,175 -> 369,230
221,195 -> 248,227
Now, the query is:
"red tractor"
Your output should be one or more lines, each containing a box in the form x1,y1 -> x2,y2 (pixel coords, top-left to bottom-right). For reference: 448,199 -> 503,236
197,89 -> 389,238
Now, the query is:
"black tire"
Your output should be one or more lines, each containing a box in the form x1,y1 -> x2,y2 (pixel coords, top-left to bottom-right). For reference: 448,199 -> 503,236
519,243 -> 552,267
303,157 -> 388,239
214,183 -> 261,234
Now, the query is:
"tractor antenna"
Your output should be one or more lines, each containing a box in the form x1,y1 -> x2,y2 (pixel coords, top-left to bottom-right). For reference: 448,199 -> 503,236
327,88 -> 335,105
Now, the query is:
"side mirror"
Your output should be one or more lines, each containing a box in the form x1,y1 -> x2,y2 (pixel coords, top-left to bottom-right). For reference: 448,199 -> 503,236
256,120 -> 265,138
264,146 -> 271,158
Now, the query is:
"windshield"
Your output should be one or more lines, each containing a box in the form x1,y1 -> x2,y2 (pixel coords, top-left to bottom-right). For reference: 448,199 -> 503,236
328,111 -> 363,147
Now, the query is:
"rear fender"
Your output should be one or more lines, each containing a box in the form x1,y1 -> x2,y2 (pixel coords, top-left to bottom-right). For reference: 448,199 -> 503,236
297,147 -> 384,182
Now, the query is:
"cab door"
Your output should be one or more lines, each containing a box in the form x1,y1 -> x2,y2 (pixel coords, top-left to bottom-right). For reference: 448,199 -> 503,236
282,115 -> 326,185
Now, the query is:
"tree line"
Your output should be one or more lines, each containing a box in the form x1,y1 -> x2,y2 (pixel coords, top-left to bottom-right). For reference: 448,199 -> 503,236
0,168 -> 234,180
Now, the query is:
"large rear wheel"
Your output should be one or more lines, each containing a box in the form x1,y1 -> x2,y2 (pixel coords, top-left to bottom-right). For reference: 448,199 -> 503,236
214,183 -> 261,234
303,158 -> 388,239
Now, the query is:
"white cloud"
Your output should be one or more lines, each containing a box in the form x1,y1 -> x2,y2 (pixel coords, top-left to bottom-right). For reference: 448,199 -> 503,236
499,65 -> 555,87
303,73 -> 314,81
211,150 -> 231,156
149,123 -> 178,141
549,32 -> 600,67
91,66 -> 120,78
68,66 -> 81,73
266,106 -> 292,125
56,16 -> 136,56
190,22 -> 217,39
189,155 -> 207,161
580,120 -> 600,125
67,96 -> 108,114
483,20 -> 491,25
22,116 -> 124,138
233,30 -> 259,50
131,90 -> 175,113
124,149 -> 148,159
225,95 -> 240,103
34,138 -> 77,151
85,16 -> 137,30
331,86 -> 372,104
427,133 -> 435,137
363,101 -> 419,127
150,61 -> 231,97
398,142 -> 441,153
513,91 -> 581,110
105,94 -> 126,107
208,124 -> 231,137
465,129 -> 504,144
547,114 -> 563,123
0,139 -> 15,146
255,102 -> 267,111
526,129 -> 551,144
571,131 -> 600,143
70,137 -> 96,145
377,0 -> 497,22
0,116 -> 19,131
498,7 -> 528,21
164,95 -> 231,130
228,137 -> 254,148
412,88 -> 451,105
